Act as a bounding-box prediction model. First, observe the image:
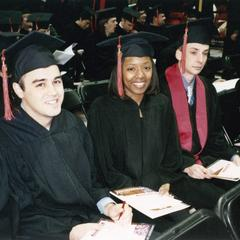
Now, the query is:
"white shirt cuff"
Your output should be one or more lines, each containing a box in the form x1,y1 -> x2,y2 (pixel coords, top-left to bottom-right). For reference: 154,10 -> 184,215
97,197 -> 115,214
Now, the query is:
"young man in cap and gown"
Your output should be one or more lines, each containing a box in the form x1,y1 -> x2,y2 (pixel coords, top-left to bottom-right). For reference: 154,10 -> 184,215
159,19 -> 240,209
84,7 -> 118,80
0,31 -> 132,239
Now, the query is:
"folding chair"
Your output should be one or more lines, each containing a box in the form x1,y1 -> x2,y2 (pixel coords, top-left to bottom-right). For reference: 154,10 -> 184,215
218,79 -> 240,144
77,80 -> 109,116
215,183 -> 240,240
62,89 -> 82,112
154,209 -> 231,240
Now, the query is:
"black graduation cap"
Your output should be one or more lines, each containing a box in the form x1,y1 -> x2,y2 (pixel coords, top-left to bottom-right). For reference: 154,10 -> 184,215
136,0 -> 149,11
1,31 -> 65,120
166,18 -> 218,46
147,3 -> 165,17
0,10 -> 22,25
96,7 -> 117,22
97,31 -> 168,58
0,32 -> 24,51
79,6 -> 95,20
27,12 -> 53,23
97,31 -> 168,97
4,31 -> 65,81
121,6 -> 140,22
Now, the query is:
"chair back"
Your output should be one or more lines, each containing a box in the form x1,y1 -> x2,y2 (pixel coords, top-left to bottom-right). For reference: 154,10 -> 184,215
215,183 -> 240,240
77,80 -> 109,115
154,209 -> 231,240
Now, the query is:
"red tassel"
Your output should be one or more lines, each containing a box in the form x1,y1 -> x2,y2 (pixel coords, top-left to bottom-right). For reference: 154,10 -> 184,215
91,16 -> 95,32
9,17 -> 13,32
92,0 -> 96,10
35,20 -> 39,31
1,50 -> 14,120
156,9 -> 160,26
181,23 -> 188,73
117,36 -> 124,97
99,0 -> 106,9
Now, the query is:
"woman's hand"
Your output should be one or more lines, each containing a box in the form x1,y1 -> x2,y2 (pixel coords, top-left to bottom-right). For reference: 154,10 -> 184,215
159,183 -> 170,196
104,202 -> 132,225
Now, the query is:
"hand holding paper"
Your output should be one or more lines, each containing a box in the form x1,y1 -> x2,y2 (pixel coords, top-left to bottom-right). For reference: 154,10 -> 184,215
111,187 -> 190,219
69,223 -> 101,240
79,220 -> 154,240
104,202 -> 132,224
208,159 -> 240,181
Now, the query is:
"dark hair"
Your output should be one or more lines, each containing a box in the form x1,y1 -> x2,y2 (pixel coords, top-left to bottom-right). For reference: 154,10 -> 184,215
108,57 -> 160,97
18,78 -> 25,90
98,18 -> 109,36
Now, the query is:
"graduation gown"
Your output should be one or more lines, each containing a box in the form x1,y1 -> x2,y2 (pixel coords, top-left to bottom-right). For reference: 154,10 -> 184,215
115,24 -> 129,36
159,66 -> 237,169
87,94 -> 184,191
84,31 -> 116,81
0,108 -> 107,236
0,151 -> 9,211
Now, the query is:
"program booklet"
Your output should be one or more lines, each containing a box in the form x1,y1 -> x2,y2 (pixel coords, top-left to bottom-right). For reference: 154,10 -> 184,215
110,187 -> 190,219
208,159 -> 240,181
81,219 -> 154,240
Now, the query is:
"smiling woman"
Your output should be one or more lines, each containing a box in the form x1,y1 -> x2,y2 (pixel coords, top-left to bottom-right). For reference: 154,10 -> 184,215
87,32 -> 193,233
122,56 -> 152,105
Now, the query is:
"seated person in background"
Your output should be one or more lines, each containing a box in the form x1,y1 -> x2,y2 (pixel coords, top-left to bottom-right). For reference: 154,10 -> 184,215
20,13 -> 33,34
0,31 -> 132,239
58,6 -> 94,49
85,7 -> 118,81
159,19 -> 240,203
134,1 -> 148,32
20,12 -> 57,36
146,3 -> 166,28
115,6 -> 140,35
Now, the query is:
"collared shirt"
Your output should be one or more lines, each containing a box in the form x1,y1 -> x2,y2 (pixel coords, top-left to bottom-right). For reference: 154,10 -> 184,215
97,197 -> 116,214
182,75 -> 195,105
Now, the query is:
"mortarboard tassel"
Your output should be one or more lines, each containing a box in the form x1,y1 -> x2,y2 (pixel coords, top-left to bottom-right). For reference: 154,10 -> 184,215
99,0 -> 106,10
131,17 -> 135,33
117,36 -> 124,97
1,50 -> 14,121
91,15 -> 95,32
156,9 -> 160,26
9,17 -> 13,32
181,23 -> 188,74
92,0 -> 96,11
35,18 -> 39,31
198,0 -> 203,12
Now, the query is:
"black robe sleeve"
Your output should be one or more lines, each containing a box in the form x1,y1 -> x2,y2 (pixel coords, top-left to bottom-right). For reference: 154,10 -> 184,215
200,78 -> 237,163
0,151 -> 9,211
80,117 -> 111,201
88,95 -> 184,191
87,101 -> 134,189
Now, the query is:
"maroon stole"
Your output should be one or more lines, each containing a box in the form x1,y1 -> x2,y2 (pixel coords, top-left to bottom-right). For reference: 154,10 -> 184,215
165,63 -> 208,164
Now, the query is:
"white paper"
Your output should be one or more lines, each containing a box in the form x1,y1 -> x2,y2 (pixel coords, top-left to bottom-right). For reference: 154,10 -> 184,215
210,48 -> 223,58
110,187 -> 190,219
81,220 -> 153,240
212,78 -> 239,93
208,159 -> 240,181
53,43 -> 77,65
